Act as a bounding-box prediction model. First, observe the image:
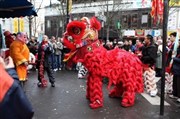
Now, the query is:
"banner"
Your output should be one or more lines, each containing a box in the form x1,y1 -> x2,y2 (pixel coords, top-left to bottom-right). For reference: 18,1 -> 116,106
13,18 -> 18,33
68,0 -> 72,13
151,0 -> 157,17
169,0 -> 180,6
19,18 -> 24,32
157,0 -> 164,24
157,0 -> 163,15
135,29 -> 145,37
151,0 -> 164,25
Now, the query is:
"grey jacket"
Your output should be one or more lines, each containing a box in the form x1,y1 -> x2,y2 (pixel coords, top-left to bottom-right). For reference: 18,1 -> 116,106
155,45 -> 162,69
54,42 -> 63,55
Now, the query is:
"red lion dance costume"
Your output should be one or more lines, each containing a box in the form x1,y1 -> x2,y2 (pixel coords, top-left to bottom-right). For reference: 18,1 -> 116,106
62,17 -> 144,109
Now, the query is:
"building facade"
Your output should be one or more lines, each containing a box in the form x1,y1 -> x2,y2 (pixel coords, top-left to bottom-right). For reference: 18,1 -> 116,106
1,0 -> 179,41
44,0 -> 163,39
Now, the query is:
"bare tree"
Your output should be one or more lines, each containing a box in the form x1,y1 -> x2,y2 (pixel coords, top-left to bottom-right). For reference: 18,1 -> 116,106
56,0 -> 67,37
98,0 -> 131,41
40,0 -> 68,37
25,0 -> 43,38
32,0 -> 43,37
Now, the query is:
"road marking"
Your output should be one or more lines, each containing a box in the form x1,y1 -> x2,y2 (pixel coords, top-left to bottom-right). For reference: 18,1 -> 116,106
141,93 -> 170,106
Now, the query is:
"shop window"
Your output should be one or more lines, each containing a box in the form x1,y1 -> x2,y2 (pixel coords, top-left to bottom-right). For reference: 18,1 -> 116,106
122,15 -> 128,28
131,14 -> 138,28
128,14 -> 131,28
141,13 -> 148,28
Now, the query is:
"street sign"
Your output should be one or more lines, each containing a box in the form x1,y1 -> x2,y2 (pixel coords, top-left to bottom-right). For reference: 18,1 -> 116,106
98,15 -> 106,22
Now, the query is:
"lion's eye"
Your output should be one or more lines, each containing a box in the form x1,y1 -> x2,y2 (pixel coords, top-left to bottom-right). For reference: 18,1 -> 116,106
72,27 -> 81,35
87,46 -> 92,51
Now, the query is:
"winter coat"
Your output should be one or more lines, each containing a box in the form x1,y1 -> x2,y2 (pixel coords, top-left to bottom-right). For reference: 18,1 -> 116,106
54,42 -> 63,55
37,41 -> 54,67
27,40 -> 38,55
141,44 -> 157,66
0,65 -> 34,119
166,43 -> 174,66
6,68 -> 20,84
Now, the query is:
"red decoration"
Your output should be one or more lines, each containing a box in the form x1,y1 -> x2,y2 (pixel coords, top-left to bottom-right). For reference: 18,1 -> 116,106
38,41 -> 48,87
151,0 -> 164,25
135,30 -> 145,37
157,0 -> 164,24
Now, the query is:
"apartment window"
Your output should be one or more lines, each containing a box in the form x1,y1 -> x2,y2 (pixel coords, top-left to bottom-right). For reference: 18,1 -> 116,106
47,20 -> 51,28
122,15 -> 128,28
128,14 -> 131,28
41,23 -> 44,31
59,20 -> 62,27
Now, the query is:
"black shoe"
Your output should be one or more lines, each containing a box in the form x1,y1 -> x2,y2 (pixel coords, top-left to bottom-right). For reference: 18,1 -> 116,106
51,83 -> 55,87
37,82 -> 42,87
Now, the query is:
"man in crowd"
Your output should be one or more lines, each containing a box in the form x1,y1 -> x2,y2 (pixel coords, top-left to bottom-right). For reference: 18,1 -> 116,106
141,34 -> 158,97
165,32 -> 176,94
37,35 -> 55,87
141,35 -> 157,67
166,32 -> 176,68
10,32 -> 30,88
27,36 -> 38,55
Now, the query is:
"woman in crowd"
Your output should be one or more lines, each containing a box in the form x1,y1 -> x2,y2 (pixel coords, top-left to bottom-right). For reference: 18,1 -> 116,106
170,39 -> 180,102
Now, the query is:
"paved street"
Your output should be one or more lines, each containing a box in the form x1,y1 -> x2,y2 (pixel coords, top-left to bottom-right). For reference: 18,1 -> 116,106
25,70 -> 180,119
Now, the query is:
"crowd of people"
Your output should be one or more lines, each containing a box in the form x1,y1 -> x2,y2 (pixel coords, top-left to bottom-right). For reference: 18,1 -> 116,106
27,35 -> 64,72
0,30 -> 70,118
0,31 -> 34,119
0,29 -> 180,118
103,33 -> 180,100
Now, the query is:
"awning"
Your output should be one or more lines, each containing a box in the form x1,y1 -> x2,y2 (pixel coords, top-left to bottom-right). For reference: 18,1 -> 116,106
0,0 -> 37,18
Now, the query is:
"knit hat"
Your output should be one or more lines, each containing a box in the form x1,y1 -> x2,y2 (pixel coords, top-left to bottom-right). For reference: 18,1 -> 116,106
3,31 -> 11,36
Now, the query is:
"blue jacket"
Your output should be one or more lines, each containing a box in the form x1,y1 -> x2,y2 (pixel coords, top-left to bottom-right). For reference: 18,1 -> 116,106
172,57 -> 180,76
6,68 -> 20,84
0,67 -> 34,119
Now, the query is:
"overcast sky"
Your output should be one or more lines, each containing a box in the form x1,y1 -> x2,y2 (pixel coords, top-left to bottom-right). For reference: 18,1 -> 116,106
34,0 -> 59,7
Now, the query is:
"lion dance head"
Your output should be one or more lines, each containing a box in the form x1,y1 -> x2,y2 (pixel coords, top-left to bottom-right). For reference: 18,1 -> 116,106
62,16 -> 101,63
63,17 -> 101,50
